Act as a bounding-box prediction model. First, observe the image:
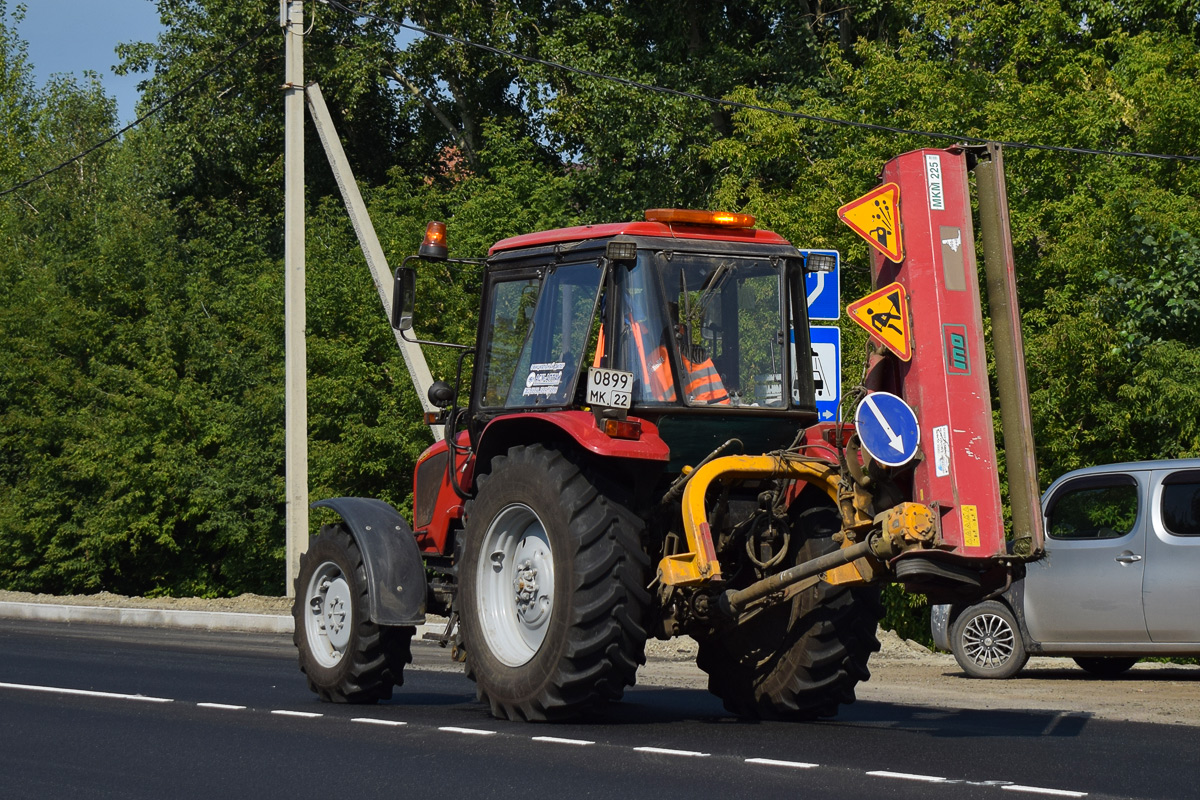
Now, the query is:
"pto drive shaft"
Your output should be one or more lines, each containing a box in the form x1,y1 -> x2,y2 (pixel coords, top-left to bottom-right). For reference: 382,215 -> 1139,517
721,537 -> 877,617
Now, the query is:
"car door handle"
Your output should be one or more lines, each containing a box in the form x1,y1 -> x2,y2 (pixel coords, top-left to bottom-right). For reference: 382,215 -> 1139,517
1115,553 -> 1143,564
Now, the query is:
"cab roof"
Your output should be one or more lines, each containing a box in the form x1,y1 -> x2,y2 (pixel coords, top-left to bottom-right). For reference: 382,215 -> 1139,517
489,220 -> 791,255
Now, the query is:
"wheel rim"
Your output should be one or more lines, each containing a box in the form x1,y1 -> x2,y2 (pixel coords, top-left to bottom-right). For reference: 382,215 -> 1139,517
961,612 -> 1016,669
476,503 -> 555,667
304,560 -> 354,669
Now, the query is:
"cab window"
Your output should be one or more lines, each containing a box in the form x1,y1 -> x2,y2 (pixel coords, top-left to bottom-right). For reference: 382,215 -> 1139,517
480,276 -> 540,408
478,262 -> 604,409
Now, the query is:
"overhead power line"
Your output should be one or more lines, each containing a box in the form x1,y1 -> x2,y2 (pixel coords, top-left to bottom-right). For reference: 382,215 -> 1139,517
325,0 -> 1200,164
0,25 -> 274,199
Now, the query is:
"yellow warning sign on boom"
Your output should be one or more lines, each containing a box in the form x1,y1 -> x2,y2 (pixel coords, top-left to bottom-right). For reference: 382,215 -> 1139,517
847,282 -> 912,361
837,183 -> 904,263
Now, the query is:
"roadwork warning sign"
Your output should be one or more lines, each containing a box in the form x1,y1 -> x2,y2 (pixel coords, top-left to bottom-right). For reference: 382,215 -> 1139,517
847,282 -> 912,361
837,183 -> 904,263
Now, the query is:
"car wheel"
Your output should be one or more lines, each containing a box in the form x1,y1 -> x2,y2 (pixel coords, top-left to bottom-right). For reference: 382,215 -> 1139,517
1073,657 -> 1139,678
950,600 -> 1029,679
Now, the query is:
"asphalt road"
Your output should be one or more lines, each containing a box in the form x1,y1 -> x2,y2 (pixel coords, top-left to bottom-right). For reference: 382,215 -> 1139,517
0,619 -> 1191,800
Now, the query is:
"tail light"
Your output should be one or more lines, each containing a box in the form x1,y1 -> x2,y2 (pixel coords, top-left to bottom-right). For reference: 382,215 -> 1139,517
599,417 -> 642,440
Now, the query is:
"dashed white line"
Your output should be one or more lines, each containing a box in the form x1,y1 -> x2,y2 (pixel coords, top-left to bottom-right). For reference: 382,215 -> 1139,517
438,726 -> 496,736
532,736 -> 595,746
867,770 -> 948,783
634,746 -> 710,758
1002,786 -> 1087,797
352,718 -> 407,727
745,757 -> 819,769
0,681 -> 173,704
0,679 -> 1095,796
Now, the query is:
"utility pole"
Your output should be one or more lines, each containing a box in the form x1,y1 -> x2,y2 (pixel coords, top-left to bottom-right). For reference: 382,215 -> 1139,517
282,0 -> 306,597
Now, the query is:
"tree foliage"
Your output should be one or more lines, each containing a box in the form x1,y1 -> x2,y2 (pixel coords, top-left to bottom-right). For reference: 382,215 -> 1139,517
0,0 -> 1198,638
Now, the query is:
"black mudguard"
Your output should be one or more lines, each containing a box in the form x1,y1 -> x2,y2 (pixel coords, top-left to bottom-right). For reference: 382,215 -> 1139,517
310,497 -> 428,626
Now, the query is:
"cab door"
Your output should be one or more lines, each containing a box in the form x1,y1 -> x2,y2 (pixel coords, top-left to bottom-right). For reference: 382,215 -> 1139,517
1022,471 -> 1150,645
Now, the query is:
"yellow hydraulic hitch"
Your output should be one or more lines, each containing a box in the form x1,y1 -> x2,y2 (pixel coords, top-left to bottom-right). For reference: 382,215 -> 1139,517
657,454 -> 841,587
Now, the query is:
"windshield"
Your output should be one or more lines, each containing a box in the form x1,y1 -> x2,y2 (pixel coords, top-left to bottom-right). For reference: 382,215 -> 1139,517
613,251 -> 792,408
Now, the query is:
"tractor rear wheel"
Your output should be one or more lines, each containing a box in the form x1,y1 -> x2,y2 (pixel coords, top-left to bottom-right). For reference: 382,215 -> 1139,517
696,505 -> 882,719
293,525 -> 415,703
458,444 -> 650,721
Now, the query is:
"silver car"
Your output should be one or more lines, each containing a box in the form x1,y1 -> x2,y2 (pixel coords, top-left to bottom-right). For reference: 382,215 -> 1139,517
932,459 -> 1200,678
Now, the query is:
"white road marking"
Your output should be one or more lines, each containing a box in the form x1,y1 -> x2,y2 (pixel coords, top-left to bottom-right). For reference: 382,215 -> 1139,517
745,757 -> 819,769
1002,786 -> 1087,797
438,726 -> 496,736
634,747 -> 710,758
867,770 -> 948,783
0,681 -> 173,704
0,678 -> 1092,796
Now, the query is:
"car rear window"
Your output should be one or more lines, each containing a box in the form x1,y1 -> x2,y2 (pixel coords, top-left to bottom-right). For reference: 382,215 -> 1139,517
1046,479 -> 1139,540
1161,470 -> 1200,536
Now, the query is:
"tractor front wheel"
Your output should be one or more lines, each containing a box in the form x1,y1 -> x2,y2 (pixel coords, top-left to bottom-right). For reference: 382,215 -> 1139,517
292,525 -> 414,703
458,444 -> 650,721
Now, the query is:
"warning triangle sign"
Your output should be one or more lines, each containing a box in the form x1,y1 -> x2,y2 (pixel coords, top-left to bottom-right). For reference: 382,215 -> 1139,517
847,282 -> 912,361
838,183 -> 904,263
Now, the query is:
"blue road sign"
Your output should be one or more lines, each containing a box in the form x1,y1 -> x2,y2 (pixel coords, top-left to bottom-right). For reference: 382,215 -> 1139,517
803,249 -> 840,321
809,325 -> 840,421
854,391 -> 920,467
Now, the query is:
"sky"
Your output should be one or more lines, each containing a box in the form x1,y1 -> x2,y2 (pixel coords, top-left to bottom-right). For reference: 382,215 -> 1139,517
18,0 -> 166,124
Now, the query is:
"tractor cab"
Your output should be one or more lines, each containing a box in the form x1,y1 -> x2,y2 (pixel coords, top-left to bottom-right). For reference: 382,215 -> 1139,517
459,210 -> 831,465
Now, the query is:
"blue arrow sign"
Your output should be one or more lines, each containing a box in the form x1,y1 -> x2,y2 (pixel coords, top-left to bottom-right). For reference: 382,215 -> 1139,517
803,249 -> 840,321
809,326 -> 840,421
854,391 -> 920,467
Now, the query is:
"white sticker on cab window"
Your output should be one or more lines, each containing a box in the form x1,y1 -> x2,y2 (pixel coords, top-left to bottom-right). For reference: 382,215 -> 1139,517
523,362 -> 565,397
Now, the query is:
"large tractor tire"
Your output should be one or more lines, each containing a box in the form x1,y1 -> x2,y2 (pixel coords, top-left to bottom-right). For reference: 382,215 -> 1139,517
696,505 -> 883,719
293,525 -> 415,703
458,444 -> 651,721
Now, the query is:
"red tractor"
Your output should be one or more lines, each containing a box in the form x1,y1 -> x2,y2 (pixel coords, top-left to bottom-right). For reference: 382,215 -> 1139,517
292,146 -> 1043,721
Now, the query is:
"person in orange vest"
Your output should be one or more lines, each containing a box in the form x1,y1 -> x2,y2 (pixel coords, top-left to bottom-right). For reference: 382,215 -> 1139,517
591,307 -> 675,402
597,302 -> 730,405
679,342 -> 730,405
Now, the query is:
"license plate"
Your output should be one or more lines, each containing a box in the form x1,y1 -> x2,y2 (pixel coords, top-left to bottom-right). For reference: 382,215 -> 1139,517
586,367 -> 634,409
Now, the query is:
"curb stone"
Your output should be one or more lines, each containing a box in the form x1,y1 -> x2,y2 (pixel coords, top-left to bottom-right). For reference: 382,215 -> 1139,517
0,601 -> 446,638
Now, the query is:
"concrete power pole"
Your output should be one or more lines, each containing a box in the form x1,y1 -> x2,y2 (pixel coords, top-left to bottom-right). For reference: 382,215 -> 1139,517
283,0 -> 306,598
